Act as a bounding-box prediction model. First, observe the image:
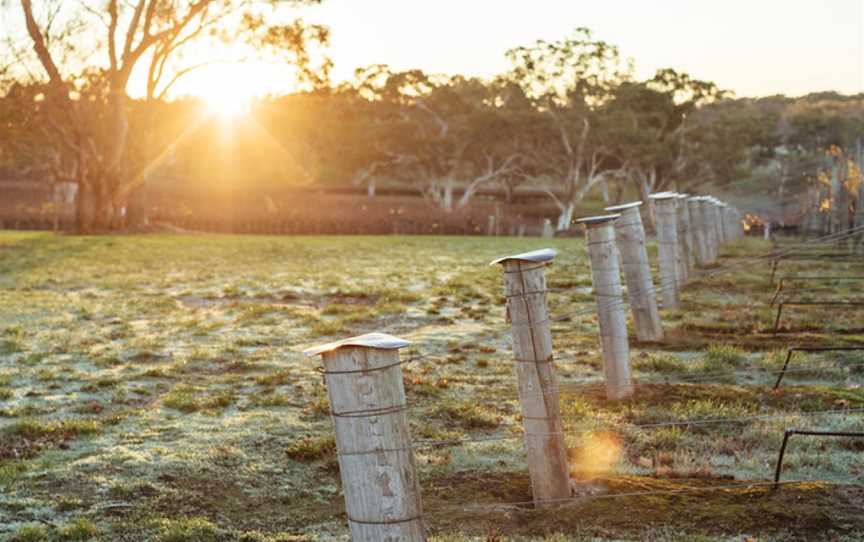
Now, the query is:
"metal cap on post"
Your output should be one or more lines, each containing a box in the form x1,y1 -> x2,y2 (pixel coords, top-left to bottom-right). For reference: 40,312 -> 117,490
649,193 -> 681,310
490,248 -> 571,505
604,202 -> 663,342
575,215 -> 633,400
304,333 -> 426,542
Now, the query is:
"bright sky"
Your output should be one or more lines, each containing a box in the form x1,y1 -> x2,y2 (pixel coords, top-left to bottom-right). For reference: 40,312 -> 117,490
289,0 -> 864,98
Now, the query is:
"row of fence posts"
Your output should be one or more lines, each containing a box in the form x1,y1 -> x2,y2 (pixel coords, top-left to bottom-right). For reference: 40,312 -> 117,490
303,193 -> 745,541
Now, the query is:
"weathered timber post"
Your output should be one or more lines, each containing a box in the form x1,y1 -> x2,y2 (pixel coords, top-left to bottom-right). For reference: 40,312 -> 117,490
304,333 -> 426,542
487,215 -> 496,237
604,202 -> 663,342
518,224 -> 527,237
490,248 -> 571,504
650,193 -> 681,310
699,197 -> 718,264
687,197 -> 709,267
677,194 -> 696,273
724,207 -> 737,243
541,219 -> 555,239
856,183 -> 864,253
716,200 -> 725,243
575,216 -> 634,400
708,198 -> 725,249
673,194 -> 691,285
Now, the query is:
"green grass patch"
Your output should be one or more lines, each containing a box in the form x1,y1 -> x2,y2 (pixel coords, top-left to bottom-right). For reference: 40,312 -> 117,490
162,385 -> 234,413
285,434 -> 336,462
156,517 -> 220,542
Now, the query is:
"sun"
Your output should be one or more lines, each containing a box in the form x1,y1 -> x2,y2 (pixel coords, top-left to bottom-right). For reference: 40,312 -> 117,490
203,87 -> 252,119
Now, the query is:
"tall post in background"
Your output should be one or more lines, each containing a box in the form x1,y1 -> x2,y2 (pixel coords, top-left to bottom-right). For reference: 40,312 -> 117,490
304,333 -> 426,542
677,194 -> 696,274
541,219 -> 554,239
700,197 -> 718,264
651,193 -> 681,310
688,197 -> 709,267
673,194 -> 690,286
576,215 -> 633,400
491,249 -> 571,505
710,198 -> 727,247
604,202 -> 663,342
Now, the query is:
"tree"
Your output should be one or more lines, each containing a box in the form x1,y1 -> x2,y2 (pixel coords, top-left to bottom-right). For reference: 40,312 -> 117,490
335,66 -> 523,211
505,28 -> 632,229
4,0 -> 328,232
598,69 -> 727,226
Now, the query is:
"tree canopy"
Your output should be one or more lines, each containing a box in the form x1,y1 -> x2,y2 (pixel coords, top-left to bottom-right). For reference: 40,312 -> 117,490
1,9 -> 862,231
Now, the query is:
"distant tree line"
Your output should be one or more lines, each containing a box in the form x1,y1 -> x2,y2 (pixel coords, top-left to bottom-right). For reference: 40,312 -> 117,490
1,2 -> 862,232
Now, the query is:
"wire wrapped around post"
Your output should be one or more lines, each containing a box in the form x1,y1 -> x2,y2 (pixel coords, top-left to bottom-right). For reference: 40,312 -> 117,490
677,193 -> 696,276
687,197 -> 710,267
651,193 -> 681,310
699,197 -> 719,264
304,333 -> 426,542
490,248 -> 571,506
576,215 -> 634,400
605,201 -> 664,342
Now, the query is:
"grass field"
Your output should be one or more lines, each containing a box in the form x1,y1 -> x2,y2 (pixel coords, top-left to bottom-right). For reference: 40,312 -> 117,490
1,232 -> 863,541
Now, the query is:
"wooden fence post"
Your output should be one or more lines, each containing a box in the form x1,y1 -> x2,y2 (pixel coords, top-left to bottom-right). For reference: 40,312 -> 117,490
487,215 -> 496,236
724,207 -> 737,243
490,248 -> 571,505
712,199 -> 727,247
687,197 -> 709,267
541,219 -> 555,239
575,216 -> 634,400
673,194 -> 690,286
699,198 -> 718,264
676,194 -> 696,275
604,202 -> 663,342
304,333 -> 426,542
650,193 -> 681,310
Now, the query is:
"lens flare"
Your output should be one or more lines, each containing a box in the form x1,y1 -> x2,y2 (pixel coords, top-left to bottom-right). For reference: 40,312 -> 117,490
568,432 -> 622,480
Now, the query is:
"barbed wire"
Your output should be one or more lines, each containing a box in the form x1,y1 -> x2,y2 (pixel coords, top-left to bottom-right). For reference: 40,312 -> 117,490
411,406 -> 864,449
434,478 -> 849,513
540,223 -> 864,324
407,351 -> 864,397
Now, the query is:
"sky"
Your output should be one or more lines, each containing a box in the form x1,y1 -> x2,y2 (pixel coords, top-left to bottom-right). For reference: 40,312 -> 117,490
286,0 -> 864,98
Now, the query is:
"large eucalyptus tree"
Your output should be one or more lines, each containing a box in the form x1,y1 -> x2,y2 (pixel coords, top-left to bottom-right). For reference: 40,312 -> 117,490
3,0 -> 328,231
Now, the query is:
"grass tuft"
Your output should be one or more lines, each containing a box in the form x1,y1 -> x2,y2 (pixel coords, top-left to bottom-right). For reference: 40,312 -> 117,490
156,517 -> 220,542
163,385 -> 234,413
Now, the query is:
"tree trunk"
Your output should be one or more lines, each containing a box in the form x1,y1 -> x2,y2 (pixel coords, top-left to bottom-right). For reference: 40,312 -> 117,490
556,202 -> 575,231
126,181 -> 150,228
638,179 -> 655,232
613,179 -> 624,204
442,179 -> 453,212
75,182 -> 99,234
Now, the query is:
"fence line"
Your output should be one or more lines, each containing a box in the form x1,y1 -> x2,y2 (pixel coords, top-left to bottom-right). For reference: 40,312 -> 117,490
542,223 -> 864,325
437,479 -> 845,512
410,407 -> 864,450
